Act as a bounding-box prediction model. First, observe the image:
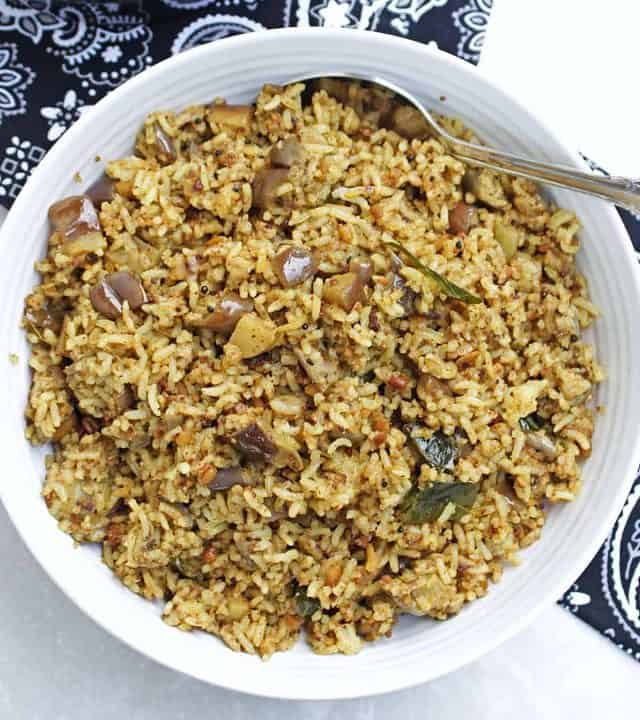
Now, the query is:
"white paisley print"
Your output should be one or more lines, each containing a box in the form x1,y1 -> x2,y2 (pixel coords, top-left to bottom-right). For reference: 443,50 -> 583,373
40,88 -> 91,141
559,471 -> 640,661
0,1 -> 152,88
47,3 -> 152,87
451,0 -> 490,62
162,0 -> 260,9
172,14 -> 265,54
0,134 -> 44,199
285,0 -> 448,34
600,479 -> 640,658
0,0 -> 62,43
0,41 -> 33,125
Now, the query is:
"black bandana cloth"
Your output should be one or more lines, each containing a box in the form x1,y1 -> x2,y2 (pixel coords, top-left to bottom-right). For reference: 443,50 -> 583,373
1,0 -> 639,661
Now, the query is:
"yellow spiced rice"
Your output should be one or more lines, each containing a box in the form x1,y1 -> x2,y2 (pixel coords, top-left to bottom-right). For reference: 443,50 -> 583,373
23,81 -> 602,657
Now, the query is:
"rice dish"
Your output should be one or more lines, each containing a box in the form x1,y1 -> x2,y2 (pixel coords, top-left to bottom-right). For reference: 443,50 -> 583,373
22,81 -> 602,657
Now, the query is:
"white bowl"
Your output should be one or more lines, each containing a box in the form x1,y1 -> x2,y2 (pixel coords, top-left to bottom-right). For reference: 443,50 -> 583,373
1,28 -> 640,700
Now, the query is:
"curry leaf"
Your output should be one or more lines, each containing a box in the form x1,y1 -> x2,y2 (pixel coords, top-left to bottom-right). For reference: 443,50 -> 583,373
294,587 -> 320,618
405,427 -> 458,471
399,481 -> 479,524
385,241 -> 482,305
518,412 -> 544,432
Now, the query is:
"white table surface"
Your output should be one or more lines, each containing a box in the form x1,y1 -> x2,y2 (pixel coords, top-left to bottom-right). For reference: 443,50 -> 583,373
1,1 -> 638,717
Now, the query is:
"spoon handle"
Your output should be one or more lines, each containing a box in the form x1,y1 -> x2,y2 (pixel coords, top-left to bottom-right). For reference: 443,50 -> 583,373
448,136 -> 640,213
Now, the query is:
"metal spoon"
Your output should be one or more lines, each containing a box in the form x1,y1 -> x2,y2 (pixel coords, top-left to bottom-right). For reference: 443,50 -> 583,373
289,73 -> 640,213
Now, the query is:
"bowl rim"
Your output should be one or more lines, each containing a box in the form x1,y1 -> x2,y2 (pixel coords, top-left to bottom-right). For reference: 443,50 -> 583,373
2,26 -> 640,700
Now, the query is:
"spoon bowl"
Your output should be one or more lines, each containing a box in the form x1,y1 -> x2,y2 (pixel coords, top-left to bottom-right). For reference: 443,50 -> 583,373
290,72 -> 640,213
